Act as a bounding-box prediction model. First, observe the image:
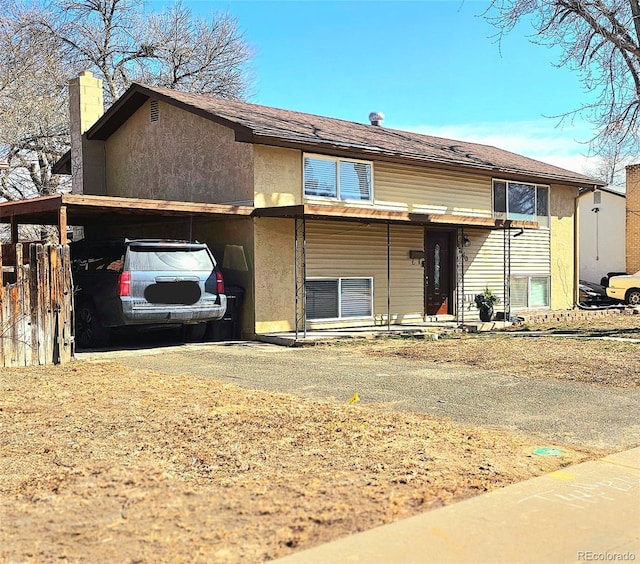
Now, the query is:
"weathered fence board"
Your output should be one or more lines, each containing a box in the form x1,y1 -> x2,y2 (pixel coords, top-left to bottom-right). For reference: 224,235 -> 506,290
0,243 -> 73,367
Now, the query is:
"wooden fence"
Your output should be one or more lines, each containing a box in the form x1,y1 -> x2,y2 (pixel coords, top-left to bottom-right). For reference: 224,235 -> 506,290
0,243 -> 73,366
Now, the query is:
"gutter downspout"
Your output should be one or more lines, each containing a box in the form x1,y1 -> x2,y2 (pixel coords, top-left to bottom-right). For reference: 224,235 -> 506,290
574,192 -> 579,308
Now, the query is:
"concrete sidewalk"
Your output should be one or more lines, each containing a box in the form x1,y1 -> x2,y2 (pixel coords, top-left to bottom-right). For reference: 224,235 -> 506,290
273,447 -> 640,564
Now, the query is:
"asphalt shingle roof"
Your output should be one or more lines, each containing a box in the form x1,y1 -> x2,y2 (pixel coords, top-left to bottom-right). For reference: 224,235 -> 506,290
90,83 -> 602,187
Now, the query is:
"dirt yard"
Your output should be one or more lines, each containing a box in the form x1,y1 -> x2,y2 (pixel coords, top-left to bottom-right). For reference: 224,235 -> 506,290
352,333 -> 640,389
1,355 -> 601,564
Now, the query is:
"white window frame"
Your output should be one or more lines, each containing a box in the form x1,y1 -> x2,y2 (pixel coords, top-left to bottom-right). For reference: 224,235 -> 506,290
492,179 -> 550,227
510,275 -> 550,309
305,277 -> 374,320
303,153 -> 374,203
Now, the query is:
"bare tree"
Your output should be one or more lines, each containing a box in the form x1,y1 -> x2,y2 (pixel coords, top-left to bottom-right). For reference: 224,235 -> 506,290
140,3 -> 253,99
486,0 -> 640,158
0,3 -> 69,199
586,135 -> 628,186
0,0 -> 253,198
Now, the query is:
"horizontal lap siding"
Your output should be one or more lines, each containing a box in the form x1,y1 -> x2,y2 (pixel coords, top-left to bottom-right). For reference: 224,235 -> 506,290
462,229 -> 505,302
373,163 -> 492,217
389,225 -> 425,319
510,229 -> 551,275
306,221 -> 423,320
464,229 -> 551,308
462,228 -> 551,305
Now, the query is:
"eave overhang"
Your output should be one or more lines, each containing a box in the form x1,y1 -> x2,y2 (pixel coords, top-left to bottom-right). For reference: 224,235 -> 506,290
240,134 -> 604,189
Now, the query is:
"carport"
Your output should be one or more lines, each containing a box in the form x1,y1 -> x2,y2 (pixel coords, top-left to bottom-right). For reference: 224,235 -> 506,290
0,193 -> 253,243
0,193 -> 253,365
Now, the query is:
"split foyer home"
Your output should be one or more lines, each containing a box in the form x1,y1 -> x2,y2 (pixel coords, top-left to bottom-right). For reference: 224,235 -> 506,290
56,72 -> 603,338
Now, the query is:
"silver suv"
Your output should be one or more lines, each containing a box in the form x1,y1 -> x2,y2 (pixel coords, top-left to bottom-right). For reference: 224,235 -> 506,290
72,238 -> 227,348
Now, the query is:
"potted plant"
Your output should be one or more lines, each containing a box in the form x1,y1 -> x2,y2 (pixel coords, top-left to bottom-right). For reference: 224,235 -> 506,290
474,287 -> 500,322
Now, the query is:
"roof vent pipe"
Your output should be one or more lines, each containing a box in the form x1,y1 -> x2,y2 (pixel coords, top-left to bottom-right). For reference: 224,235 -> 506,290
369,111 -> 385,126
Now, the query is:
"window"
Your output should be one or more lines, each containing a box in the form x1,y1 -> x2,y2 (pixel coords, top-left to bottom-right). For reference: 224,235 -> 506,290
493,180 -> 549,227
128,248 -> 214,271
510,276 -> 550,309
305,278 -> 373,320
304,155 -> 372,201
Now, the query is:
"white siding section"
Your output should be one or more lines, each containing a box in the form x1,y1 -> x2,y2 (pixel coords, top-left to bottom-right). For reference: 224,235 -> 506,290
373,162 -> 492,217
306,221 -> 424,324
578,190 -> 626,282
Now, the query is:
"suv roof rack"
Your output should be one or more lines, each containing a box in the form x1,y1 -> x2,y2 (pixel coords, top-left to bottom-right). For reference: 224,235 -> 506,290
71,237 -> 202,245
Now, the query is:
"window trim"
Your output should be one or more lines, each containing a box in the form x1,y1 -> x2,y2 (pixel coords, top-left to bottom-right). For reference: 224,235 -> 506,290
510,275 -> 550,309
303,153 -> 374,203
305,276 -> 374,320
492,179 -> 550,227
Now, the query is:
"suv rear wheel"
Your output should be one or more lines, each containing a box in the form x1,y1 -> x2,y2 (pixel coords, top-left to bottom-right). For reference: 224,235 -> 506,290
183,322 -> 207,342
75,302 -> 109,348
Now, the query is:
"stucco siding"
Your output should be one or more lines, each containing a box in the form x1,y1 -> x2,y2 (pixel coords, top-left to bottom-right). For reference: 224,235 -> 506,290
254,217 -> 295,334
550,184 -> 578,309
202,219 -> 255,338
254,145 -> 301,207
103,100 -> 254,204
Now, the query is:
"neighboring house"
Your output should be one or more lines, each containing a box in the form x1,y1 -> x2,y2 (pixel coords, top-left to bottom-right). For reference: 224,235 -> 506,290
626,165 -> 640,275
578,186 -> 626,283
56,74 -> 603,337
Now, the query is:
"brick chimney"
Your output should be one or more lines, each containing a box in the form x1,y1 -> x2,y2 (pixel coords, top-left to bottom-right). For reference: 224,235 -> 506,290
69,71 -> 104,194
625,164 -> 640,273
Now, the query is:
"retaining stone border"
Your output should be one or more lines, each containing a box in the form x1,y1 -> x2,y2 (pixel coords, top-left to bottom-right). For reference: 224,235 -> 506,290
517,307 -> 638,324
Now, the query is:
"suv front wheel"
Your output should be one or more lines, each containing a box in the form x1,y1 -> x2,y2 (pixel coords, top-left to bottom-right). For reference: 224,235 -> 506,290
75,302 -> 110,348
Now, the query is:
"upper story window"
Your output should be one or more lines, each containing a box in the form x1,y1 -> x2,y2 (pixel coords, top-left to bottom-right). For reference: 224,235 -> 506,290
493,180 -> 549,228
304,154 -> 373,202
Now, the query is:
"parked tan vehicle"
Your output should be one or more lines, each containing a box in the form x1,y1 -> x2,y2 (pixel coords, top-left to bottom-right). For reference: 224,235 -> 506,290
605,272 -> 640,305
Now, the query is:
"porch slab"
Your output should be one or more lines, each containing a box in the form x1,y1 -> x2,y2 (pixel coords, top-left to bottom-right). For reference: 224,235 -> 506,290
255,320 -> 509,346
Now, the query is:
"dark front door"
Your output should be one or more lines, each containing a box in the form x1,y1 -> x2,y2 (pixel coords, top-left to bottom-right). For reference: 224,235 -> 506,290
424,230 -> 453,316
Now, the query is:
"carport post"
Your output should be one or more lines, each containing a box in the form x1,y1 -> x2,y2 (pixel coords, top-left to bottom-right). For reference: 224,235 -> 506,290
58,206 -> 68,245
10,215 -> 18,244
387,221 -> 390,332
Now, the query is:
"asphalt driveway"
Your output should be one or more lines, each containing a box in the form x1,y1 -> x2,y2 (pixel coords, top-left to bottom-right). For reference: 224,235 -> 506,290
84,341 -> 640,451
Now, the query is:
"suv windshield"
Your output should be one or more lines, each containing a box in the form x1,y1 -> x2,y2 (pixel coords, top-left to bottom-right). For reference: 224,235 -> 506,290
128,248 -> 214,271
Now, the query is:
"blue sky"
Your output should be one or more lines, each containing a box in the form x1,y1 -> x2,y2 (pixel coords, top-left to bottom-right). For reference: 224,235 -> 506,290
149,0 -> 599,176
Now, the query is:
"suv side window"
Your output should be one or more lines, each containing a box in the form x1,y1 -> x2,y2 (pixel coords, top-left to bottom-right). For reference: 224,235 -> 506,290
72,245 -> 125,273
